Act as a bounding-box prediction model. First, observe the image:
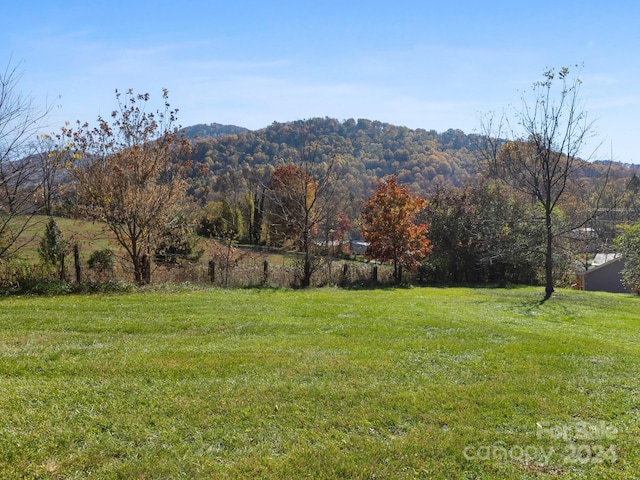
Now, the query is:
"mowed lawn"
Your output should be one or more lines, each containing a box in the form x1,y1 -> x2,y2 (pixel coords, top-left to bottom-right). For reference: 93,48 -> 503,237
0,287 -> 638,479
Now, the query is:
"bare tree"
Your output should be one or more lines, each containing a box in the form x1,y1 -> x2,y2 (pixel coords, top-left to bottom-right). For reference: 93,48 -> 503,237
35,132 -> 71,216
68,89 -> 191,284
481,66 -> 600,299
265,134 -> 340,287
0,60 -> 53,259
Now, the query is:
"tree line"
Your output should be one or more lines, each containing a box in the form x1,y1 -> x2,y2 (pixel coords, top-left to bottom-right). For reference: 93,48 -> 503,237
2,60 -> 640,296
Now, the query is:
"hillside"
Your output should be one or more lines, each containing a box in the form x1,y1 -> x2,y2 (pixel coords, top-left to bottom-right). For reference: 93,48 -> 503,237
182,117 -> 633,207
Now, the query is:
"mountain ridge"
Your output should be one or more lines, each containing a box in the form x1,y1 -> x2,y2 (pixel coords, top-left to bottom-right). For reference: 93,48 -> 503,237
182,117 -> 632,208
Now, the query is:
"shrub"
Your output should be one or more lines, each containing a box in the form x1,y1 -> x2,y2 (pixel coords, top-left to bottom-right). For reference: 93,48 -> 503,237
88,249 -> 116,277
38,217 -> 68,280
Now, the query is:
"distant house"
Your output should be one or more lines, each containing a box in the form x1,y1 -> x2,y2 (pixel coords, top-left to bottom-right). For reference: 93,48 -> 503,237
577,256 -> 629,293
591,253 -> 620,267
349,241 -> 369,255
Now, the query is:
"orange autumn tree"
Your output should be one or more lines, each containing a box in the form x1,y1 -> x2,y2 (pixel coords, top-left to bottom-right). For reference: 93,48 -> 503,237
267,164 -> 318,248
360,175 -> 430,282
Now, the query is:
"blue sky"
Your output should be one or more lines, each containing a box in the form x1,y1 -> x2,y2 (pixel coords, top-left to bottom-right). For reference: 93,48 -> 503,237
3,1 -> 640,162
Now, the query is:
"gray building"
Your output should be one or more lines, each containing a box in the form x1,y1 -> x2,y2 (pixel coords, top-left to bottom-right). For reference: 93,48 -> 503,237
578,257 -> 629,293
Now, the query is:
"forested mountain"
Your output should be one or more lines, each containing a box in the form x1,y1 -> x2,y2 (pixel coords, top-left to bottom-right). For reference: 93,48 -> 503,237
183,117 -> 632,207
186,118 -> 482,204
182,123 -> 250,140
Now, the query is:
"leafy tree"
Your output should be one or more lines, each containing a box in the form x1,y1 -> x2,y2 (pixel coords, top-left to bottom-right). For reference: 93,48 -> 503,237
245,187 -> 265,244
67,89 -> 191,284
330,212 -> 352,256
235,166 -> 268,245
266,164 -> 318,247
422,182 -> 545,286
197,199 -> 243,240
220,197 -> 243,240
481,66 -> 601,299
36,133 -> 73,216
0,60 -> 53,259
197,202 -> 223,238
614,223 -> 640,293
360,175 -> 430,282
469,182 -> 546,285
87,249 -> 115,278
421,184 -> 477,284
155,214 -> 202,264
38,217 -> 68,280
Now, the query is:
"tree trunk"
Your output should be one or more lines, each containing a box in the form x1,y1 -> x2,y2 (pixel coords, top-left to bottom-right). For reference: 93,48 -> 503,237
302,246 -> 312,288
208,260 -> 216,283
393,255 -> 399,284
544,210 -> 554,300
133,255 -> 143,284
251,189 -> 265,244
59,253 -> 66,281
74,244 -> 81,284
142,253 -> 151,285
301,229 -> 312,288
341,263 -> 348,286
302,259 -> 311,288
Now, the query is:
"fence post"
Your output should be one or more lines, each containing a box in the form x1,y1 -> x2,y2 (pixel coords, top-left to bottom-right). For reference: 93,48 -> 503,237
263,260 -> 269,285
208,260 -> 216,283
59,253 -> 66,281
341,263 -> 348,286
74,244 -> 81,284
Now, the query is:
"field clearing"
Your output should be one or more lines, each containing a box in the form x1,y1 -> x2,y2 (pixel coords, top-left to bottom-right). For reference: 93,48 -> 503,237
7,216 -> 116,263
0,286 -> 638,478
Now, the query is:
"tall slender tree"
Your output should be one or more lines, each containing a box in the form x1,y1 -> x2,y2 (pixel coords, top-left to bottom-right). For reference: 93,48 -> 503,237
481,66 -> 600,299
38,217 -> 68,280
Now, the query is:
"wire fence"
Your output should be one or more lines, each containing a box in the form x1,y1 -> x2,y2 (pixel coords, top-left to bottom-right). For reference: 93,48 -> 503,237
155,257 -> 401,288
0,253 -> 412,291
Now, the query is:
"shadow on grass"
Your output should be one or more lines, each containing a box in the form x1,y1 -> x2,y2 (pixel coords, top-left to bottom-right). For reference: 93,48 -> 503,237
340,281 -> 543,292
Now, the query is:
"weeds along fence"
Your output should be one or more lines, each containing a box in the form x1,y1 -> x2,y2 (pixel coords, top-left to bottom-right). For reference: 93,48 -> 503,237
0,254 -> 407,291
155,257 -> 401,288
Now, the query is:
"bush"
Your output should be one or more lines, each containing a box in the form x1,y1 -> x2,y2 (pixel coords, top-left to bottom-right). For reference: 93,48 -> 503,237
615,222 -> 640,293
155,215 -> 202,265
38,217 -> 68,280
87,249 -> 116,277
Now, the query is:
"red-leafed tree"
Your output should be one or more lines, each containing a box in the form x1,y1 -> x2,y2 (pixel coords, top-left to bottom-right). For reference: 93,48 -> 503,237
360,175 -> 430,282
331,212 -> 352,255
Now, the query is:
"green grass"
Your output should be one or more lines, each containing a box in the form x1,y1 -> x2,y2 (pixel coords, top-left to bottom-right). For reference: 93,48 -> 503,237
10,215 -> 116,263
0,287 -> 638,478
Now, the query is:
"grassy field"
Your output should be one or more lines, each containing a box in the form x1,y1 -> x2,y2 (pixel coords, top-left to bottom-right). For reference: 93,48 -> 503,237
6,215 -> 312,286
10,216 -> 116,263
0,286 -> 638,478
